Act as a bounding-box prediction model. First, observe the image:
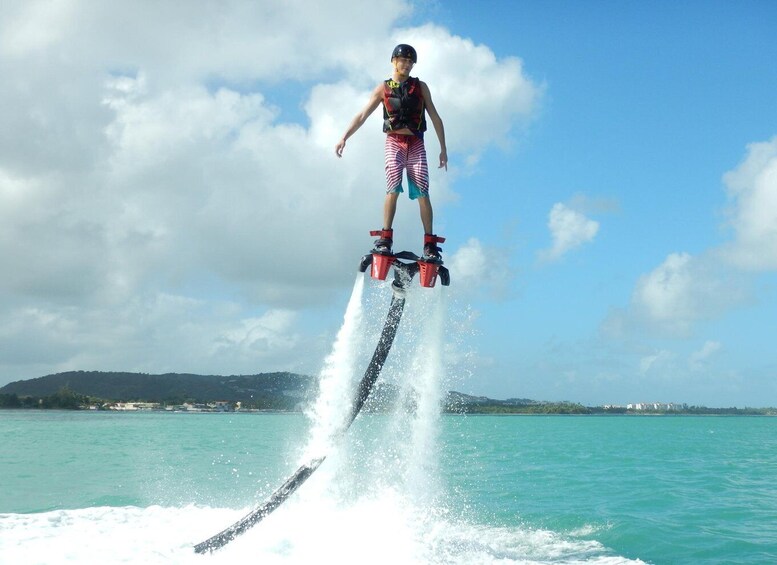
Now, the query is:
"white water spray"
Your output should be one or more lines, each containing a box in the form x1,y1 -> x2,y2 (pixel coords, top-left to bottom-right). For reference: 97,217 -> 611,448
315,283 -> 449,503
296,277 -> 453,554
404,289 -> 447,502
303,275 -> 366,460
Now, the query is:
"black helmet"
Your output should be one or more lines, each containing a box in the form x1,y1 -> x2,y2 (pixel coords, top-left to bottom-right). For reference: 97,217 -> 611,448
391,44 -> 417,63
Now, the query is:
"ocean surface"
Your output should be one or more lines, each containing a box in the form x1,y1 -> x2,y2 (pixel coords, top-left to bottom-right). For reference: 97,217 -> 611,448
2,411 -> 776,564
3,279 -> 776,564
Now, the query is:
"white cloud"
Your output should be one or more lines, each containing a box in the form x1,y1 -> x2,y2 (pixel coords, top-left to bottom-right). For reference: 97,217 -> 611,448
393,23 -> 542,158
539,202 -> 599,262
0,0 -> 410,83
605,251 -> 750,339
566,193 -> 621,215
0,0 -> 77,56
0,1 -> 541,383
604,138 -> 776,341
721,136 -> 777,271
639,349 -> 674,375
634,253 -> 695,332
212,309 -> 300,361
633,253 -> 749,337
0,293 -> 319,380
447,238 -> 514,300
689,340 -> 722,372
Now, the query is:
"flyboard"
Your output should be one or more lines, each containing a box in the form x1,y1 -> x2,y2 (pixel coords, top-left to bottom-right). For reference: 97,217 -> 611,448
194,234 -> 449,554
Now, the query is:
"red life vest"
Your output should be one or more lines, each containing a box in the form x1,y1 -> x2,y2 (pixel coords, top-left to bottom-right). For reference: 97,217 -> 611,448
382,77 -> 427,134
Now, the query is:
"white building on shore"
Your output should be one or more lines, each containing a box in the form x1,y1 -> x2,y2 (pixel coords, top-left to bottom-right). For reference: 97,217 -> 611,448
626,402 -> 687,411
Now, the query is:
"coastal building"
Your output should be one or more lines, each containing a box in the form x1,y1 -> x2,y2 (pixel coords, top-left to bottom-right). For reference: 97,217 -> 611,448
211,401 -> 233,412
626,402 -> 688,411
109,402 -> 161,411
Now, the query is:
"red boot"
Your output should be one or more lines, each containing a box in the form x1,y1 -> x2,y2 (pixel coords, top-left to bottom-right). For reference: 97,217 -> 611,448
423,233 -> 445,262
369,228 -> 393,254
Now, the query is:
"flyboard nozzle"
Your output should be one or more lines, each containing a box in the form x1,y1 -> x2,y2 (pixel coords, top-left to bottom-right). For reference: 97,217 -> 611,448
418,260 -> 439,288
371,253 -> 394,280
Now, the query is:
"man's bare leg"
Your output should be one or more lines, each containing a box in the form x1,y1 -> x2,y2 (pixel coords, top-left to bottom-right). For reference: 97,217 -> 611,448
383,191 -> 400,229
418,195 -> 433,234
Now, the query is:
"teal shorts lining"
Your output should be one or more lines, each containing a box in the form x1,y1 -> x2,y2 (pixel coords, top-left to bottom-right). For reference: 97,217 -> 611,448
388,179 -> 428,200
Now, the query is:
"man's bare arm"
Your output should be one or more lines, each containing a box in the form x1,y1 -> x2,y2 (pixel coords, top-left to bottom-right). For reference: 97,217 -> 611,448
420,81 -> 447,169
335,84 -> 384,157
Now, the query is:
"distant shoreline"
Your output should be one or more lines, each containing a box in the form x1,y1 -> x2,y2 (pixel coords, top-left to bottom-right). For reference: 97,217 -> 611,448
1,406 -> 775,417
2,371 -> 775,415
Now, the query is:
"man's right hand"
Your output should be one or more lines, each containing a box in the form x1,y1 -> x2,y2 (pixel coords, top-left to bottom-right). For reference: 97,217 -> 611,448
335,139 -> 346,157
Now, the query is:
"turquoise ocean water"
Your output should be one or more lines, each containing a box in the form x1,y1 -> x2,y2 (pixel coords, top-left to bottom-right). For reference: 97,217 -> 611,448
2,279 -> 776,564
1,411 -> 775,564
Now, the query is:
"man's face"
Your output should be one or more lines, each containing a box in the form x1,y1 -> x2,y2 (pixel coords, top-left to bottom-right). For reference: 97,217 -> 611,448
392,56 -> 415,74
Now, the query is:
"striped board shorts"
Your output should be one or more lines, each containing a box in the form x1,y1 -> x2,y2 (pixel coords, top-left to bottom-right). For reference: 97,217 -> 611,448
384,133 -> 429,199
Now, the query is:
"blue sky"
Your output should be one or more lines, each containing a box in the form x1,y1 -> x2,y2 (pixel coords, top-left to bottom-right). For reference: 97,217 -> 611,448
426,0 -> 777,407
1,1 -> 776,407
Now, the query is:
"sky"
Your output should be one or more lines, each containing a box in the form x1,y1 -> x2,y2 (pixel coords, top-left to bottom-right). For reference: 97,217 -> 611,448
1,0 -> 776,407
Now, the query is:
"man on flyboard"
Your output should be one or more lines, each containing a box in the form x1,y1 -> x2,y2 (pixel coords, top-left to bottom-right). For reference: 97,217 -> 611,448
335,44 -> 448,263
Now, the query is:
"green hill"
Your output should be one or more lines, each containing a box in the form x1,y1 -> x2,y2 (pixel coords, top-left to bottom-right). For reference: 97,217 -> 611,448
7,371 -> 766,414
0,370 -> 315,408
